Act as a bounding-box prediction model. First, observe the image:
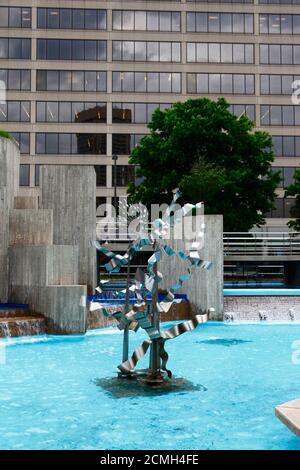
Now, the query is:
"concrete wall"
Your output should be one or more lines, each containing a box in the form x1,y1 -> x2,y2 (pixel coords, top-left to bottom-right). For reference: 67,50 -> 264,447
9,209 -> 53,246
8,245 -> 85,334
9,246 -> 78,288
0,141 -> 94,333
0,138 -> 20,302
14,196 -> 38,210
0,189 -> 8,302
159,215 -> 223,320
0,138 -> 19,209
40,165 -> 96,294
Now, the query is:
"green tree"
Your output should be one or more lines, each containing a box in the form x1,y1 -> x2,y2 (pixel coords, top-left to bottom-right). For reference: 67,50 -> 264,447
128,98 -> 280,232
285,169 -> 300,231
0,130 -> 12,140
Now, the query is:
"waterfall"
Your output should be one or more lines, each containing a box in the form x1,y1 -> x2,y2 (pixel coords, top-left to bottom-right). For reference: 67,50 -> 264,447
259,311 -> 268,321
0,322 -> 10,337
224,312 -> 235,322
0,318 -> 45,338
223,308 -> 300,322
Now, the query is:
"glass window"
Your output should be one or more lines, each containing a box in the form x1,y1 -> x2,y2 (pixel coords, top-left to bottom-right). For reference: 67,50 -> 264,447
147,12 -> 159,31
6,101 -> 30,122
47,102 -> 58,122
209,43 -> 220,63
60,9 -> 72,29
135,73 -> 147,92
172,12 -> 181,32
85,40 -> 97,61
272,136 -> 282,156
113,11 -> 122,30
135,104 -> 147,124
48,8 -> 59,28
124,72 -> 134,92
85,72 -> 96,92
135,42 -> 147,61
160,12 -> 171,32
208,13 -> 220,32
19,165 -> 30,187
221,14 -> 232,33
283,137 -> 295,156
123,11 -> 134,30
36,102 -> 45,122
222,74 -> 233,94
60,40 -> 71,60
135,11 -> 146,30
72,71 -> 84,91
222,44 -> 233,63
160,42 -> 172,62
148,73 -> 159,93
73,9 -> 85,29
148,42 -> 159,61
47,71 -> 59,91
59,134 -> 71,154
198,74 -> 209,94
0,7 -> 9,27
10,8 -> 22,28
72,40 -> 84,60
60,71 -> 71,91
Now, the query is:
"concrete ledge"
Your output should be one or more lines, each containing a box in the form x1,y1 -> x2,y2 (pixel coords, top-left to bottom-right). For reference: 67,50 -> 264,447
9,209 -> 53,246
14,196 -> 38,210
9,245 -> 79,288
45,285 -> 87,334
9,285 -> 87,334
275,399 -> 300,438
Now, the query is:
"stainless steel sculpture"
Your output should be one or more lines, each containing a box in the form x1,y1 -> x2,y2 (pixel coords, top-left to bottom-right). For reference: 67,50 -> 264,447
91,190 -> 212,385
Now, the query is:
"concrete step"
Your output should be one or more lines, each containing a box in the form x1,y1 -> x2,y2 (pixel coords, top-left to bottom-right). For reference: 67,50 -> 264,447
0,304 -> 46,337
0,314 -> 46,338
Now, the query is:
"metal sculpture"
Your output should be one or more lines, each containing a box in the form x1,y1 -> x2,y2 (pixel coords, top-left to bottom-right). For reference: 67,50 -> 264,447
90,190 -> 212,385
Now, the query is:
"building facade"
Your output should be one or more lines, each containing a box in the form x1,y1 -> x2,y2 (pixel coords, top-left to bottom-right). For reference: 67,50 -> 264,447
1,0 -> 300,225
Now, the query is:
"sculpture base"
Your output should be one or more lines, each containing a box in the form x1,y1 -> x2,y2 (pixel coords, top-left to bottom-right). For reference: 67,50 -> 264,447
142,373 -> 165,386
95,374 -> 207,398
117,371 -> 137,380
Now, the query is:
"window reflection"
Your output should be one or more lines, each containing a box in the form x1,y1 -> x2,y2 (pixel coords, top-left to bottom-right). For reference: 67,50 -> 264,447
0,38 -> 31,59
37,39 -> 106,61
36,70 -> 106,92
113,10 -> 180,32
113,72 -> 181,93
36,133 -> 107,155
112,103 -> 171,124
37,8 -> 106,30
187,12 -> 253,33
0,101 -> 30,122
113,41 -> 180,62
187,73 -> 255,94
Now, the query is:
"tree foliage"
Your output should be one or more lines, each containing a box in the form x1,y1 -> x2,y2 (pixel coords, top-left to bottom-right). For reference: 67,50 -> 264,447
285,169 -> 300,231
0,129 -> 12,140
128,98 -> 280,232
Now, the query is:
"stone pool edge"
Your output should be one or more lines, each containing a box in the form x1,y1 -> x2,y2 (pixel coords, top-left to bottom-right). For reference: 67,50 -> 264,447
275,399 -> 300,439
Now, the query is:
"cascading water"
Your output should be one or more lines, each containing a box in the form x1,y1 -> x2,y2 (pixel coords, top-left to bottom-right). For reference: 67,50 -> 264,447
223,309 -> 300,322
0,322 -> 10,337
0,316 -> 46,338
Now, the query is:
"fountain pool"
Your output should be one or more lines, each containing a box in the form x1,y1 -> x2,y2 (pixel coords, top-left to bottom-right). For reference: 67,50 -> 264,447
0,321 -> 300,450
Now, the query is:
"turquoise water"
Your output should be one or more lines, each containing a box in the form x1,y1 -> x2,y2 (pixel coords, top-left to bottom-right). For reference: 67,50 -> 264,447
1,322 -> 300,450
